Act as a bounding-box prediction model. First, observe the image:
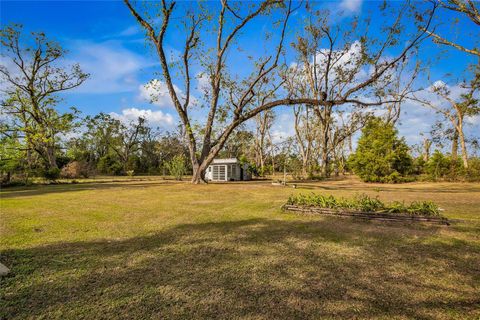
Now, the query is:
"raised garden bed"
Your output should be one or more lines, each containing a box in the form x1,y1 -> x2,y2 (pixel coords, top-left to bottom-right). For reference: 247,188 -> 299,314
282,193 -> 450,225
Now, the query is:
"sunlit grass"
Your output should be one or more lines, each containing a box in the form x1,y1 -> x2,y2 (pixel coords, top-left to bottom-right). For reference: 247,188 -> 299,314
1,177 -> 479,319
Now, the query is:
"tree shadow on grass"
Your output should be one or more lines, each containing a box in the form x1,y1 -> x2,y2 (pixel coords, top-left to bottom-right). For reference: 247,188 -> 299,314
294,183 -> 480,194
1,218 -> 479,319
0,181 -> 177,199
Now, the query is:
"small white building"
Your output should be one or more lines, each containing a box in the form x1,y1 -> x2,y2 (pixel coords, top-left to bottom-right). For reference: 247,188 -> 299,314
205,158 -> 252,182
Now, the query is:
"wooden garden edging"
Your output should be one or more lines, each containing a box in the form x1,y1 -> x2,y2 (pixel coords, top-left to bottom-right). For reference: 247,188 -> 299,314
282,205 -> 450,225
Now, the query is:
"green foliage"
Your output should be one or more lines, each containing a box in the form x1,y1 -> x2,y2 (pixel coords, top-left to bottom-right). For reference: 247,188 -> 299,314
286,193 -> 441,216
0,134 -> 24,183
465,158 -> 480,181
42,167 -> 61,181
425,151 -> 453,180
420,151 -> 480,182
349,117 -> 413,183
97,154 -> 123,175
165,155 -> 187,181
0,24 -> 87,172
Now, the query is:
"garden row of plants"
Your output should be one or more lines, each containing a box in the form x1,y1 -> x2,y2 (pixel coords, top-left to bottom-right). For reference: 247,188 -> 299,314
285,193 -> 441,216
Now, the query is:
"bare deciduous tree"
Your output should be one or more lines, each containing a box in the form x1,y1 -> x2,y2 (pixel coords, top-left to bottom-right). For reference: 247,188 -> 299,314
125,0 -> 435,183
410,75 -> 479,168
285,1 -> 434,176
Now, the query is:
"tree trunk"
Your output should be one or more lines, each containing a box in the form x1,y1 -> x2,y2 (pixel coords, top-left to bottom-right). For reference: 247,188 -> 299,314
321,149 -> 329,177
458,125 -> 469,169
423,138 -> 431,162
259,149 -> 265,176
451,130 -> 458,159
191,164 -> 207,184
46,145 -> 58,169
449,129 -> 459,175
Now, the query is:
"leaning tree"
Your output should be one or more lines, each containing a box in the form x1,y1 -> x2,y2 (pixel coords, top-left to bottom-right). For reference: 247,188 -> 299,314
124,0 -> 436,183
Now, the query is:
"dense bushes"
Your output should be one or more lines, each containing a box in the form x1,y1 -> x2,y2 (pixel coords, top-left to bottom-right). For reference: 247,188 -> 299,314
41,167 -> 61,181
286,193 -> 441,216
97,154 -> 124,176
413,151 -> 480,182
349,118 -> 413,183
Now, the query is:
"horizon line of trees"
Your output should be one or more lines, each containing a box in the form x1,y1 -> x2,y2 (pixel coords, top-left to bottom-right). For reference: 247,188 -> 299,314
1,1 -> 479,185
1,106 -> 479,185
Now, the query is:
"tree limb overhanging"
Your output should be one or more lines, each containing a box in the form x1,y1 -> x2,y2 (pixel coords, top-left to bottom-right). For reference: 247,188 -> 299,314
426,0 -> 480,57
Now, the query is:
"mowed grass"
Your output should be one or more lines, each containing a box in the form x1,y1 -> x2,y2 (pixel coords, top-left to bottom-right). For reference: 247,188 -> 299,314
1,177 -> 479,319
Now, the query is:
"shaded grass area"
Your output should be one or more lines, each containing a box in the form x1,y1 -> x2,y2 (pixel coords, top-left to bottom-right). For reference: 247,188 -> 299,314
1,178 -> 480,319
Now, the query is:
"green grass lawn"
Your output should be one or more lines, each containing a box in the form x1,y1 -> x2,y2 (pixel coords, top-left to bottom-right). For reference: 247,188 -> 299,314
1,177 -> 479,319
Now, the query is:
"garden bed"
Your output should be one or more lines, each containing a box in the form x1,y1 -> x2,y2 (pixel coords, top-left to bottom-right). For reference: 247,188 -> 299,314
282,193 -> 450,225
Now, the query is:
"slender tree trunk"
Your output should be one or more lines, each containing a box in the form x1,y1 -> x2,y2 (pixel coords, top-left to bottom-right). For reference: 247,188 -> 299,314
320,126 -> 330,177
321,147 -> 329,177
451,130 -> 458,159
458,124 -> 469,169
423,138 -> 431,162
450,129 -> 459,175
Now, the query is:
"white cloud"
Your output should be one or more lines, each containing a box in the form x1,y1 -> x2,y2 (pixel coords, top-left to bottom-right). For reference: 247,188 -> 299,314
196,72 -> 210,93
270,112 -> 295,144
288,40 -> 368,97
110,107 -> 174,127
67,40 -> 155,94
139,79 -> 198,108
315,40 -> 366,81
339,0 -> 363,13
466,114 -> 480,125
0,56 -> 22,93
139,79 -> 178,108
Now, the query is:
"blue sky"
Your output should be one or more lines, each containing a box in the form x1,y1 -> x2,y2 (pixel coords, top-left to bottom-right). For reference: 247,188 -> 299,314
1,0 -> 479,150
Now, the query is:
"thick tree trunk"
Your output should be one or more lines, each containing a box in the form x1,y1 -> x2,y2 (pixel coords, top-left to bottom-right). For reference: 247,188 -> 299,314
46,145 -> 58,169
191,165 -> 207,184
302,158 -> 308,178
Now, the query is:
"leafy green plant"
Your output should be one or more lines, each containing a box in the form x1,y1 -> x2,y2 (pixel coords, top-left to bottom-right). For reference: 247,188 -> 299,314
286,193 -> 441,216
165,155 -> 187,181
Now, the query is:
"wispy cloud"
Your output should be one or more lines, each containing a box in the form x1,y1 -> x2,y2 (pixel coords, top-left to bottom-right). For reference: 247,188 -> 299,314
67,40 -> 155,94
118,25 -> 141,37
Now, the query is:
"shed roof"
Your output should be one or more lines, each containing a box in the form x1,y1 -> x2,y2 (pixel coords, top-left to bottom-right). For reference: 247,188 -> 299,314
211,158 -> 239,164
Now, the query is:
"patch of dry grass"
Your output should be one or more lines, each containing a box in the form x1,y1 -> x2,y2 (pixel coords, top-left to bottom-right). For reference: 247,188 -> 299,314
1,177 -> 479,319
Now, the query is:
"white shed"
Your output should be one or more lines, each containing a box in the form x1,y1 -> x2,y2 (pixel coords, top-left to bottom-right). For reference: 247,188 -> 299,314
205,158 -> 252,182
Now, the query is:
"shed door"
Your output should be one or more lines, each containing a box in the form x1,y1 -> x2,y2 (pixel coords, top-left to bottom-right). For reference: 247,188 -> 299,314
212,165 -> 226,181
